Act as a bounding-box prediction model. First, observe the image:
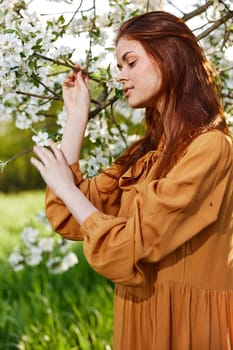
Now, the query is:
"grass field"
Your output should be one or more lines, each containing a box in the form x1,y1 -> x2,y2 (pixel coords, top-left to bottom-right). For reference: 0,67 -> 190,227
0,191 -> 114,349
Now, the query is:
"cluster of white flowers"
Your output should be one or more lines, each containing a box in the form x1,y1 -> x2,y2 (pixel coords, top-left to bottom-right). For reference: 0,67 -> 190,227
8,211 -> 78,274
0,9 -> 52,95
0,32 -> 24,95
0,2 -> 61,136
57,106 -> 67,134
80,116 -> 128,177
50,45 -> 74,60
32,131 -> 50,147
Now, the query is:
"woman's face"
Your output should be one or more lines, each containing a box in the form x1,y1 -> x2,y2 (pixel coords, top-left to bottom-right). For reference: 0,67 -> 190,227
116,37 -> 162,109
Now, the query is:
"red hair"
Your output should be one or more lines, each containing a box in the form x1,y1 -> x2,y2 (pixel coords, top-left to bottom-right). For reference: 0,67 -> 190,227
108,12 -> 229,191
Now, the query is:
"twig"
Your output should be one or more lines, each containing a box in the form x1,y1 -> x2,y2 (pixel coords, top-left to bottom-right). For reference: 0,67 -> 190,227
182,1 -> 212,22
0,148 -> 33,173
166,0 -> 185,16
110,104 -> 128,147
89,95 -> 119,120
64,0 -> 84,29
31,74 -> 61,99
16,90 -> 62,100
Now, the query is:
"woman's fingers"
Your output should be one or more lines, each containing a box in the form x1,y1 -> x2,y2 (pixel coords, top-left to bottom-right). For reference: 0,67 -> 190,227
63,72 -> 76,87
47,140 -> 65,161
63,65 -> 88,88
32,140 -> 64,166
33,145 -> 54,165
31,140 -> 75,197
30,156 -> 44,174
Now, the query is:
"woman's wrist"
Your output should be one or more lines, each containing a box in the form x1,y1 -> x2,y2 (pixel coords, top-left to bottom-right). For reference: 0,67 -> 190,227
66,105 -> 89,117
58,184 -> 98,224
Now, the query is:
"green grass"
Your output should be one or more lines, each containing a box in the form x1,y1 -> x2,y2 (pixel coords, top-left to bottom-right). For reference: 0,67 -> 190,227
0,191 -> 114,349
0,191 -> 46,259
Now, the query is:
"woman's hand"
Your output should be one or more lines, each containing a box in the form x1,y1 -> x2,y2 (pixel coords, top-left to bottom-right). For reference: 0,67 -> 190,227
31,139 -> 99,224
62,65 -> 90,118
31,140 -> 76,200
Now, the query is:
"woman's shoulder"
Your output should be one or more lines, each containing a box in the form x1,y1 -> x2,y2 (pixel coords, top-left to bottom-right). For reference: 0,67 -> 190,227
196,128 -> 232,142
172,129 -> 233,177
189,129 -> 233,156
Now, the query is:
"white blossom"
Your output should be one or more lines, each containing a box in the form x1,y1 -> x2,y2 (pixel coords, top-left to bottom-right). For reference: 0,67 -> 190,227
0,105 -> 13,122
46,256 -> 61,272
9,249 -> 24,271
61,252 -> 79,271
32,131 -> 49,146
58,239 -> 73,254
25,246 -> 43,266
15,114 -> 32,130
21,227 -> 39,247
57,107 -> 67,134
46,251 -> 78,274
38,237 -> 54,253
50,45 -> 73,59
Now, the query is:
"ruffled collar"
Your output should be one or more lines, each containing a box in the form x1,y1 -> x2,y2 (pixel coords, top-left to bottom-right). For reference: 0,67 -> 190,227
119,150 -> 158,189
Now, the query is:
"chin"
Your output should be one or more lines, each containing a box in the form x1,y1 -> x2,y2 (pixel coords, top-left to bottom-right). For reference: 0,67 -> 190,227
128,100 -> 146,109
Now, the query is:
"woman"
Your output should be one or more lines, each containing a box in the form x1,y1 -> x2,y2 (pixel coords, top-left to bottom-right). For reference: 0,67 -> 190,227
31,11 -> 233,350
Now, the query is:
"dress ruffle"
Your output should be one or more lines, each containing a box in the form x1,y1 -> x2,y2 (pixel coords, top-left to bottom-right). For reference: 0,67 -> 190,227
114,280 -> 233,350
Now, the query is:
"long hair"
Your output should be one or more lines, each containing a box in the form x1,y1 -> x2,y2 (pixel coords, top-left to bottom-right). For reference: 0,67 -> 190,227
108,11 -> 229,195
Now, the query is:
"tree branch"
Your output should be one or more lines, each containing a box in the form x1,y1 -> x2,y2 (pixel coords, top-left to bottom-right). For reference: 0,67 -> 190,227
31,74 -> 61,99
182,1 -> 213,22
89,95 -> 119,120
63,0 -> 84,29
34,53 -> 102,83
16,90 -> 62,101
197,11 -> 233,40
0,148 -> 33,173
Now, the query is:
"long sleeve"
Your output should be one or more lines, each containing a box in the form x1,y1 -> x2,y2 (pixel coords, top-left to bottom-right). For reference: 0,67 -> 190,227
45,162 -> 122,240
80,131 -> 233,286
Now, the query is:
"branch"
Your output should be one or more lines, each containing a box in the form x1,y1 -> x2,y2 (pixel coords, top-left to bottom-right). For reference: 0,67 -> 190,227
182,1 -> 213,22
166,0 -> 185,16
16,90 -> 62,101
0,148 -> 32,173
34,53 -> 102,83
220,66 -> 233,73
197,11 -> 233,40
31,74 -> 61,99
222,92 -> 233,99
89,95 -> 119,120
63,0 -> 84,29
110,104 -> 128,147
34,53 -> 85,72
85,0 -> 96,68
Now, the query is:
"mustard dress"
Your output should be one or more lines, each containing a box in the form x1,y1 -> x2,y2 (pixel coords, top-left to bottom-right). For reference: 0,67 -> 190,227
46,130 -> 233,350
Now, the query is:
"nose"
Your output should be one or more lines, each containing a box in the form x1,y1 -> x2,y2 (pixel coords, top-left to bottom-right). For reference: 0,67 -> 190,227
116,70 -> 129,83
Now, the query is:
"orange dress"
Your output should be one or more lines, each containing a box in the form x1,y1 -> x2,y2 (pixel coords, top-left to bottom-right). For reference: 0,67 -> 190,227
46,130 -> 233,350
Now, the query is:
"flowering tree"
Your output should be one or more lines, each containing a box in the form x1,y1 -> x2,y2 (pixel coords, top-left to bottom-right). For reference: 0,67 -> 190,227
1,0 -> 233,270
1,0 -> 233,175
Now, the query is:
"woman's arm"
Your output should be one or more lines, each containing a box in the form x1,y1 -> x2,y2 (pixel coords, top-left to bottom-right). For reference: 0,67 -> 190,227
61,67 -> 90,164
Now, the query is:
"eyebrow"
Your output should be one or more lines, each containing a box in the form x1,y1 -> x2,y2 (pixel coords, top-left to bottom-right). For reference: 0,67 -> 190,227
117,50 -> 134,69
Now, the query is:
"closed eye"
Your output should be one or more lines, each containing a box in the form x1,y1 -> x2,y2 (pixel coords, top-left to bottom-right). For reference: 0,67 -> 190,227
128,61 -> 136,68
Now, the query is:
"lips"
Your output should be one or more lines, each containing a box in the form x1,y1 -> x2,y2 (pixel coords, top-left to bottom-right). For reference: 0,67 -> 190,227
124,87 -> 134,97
